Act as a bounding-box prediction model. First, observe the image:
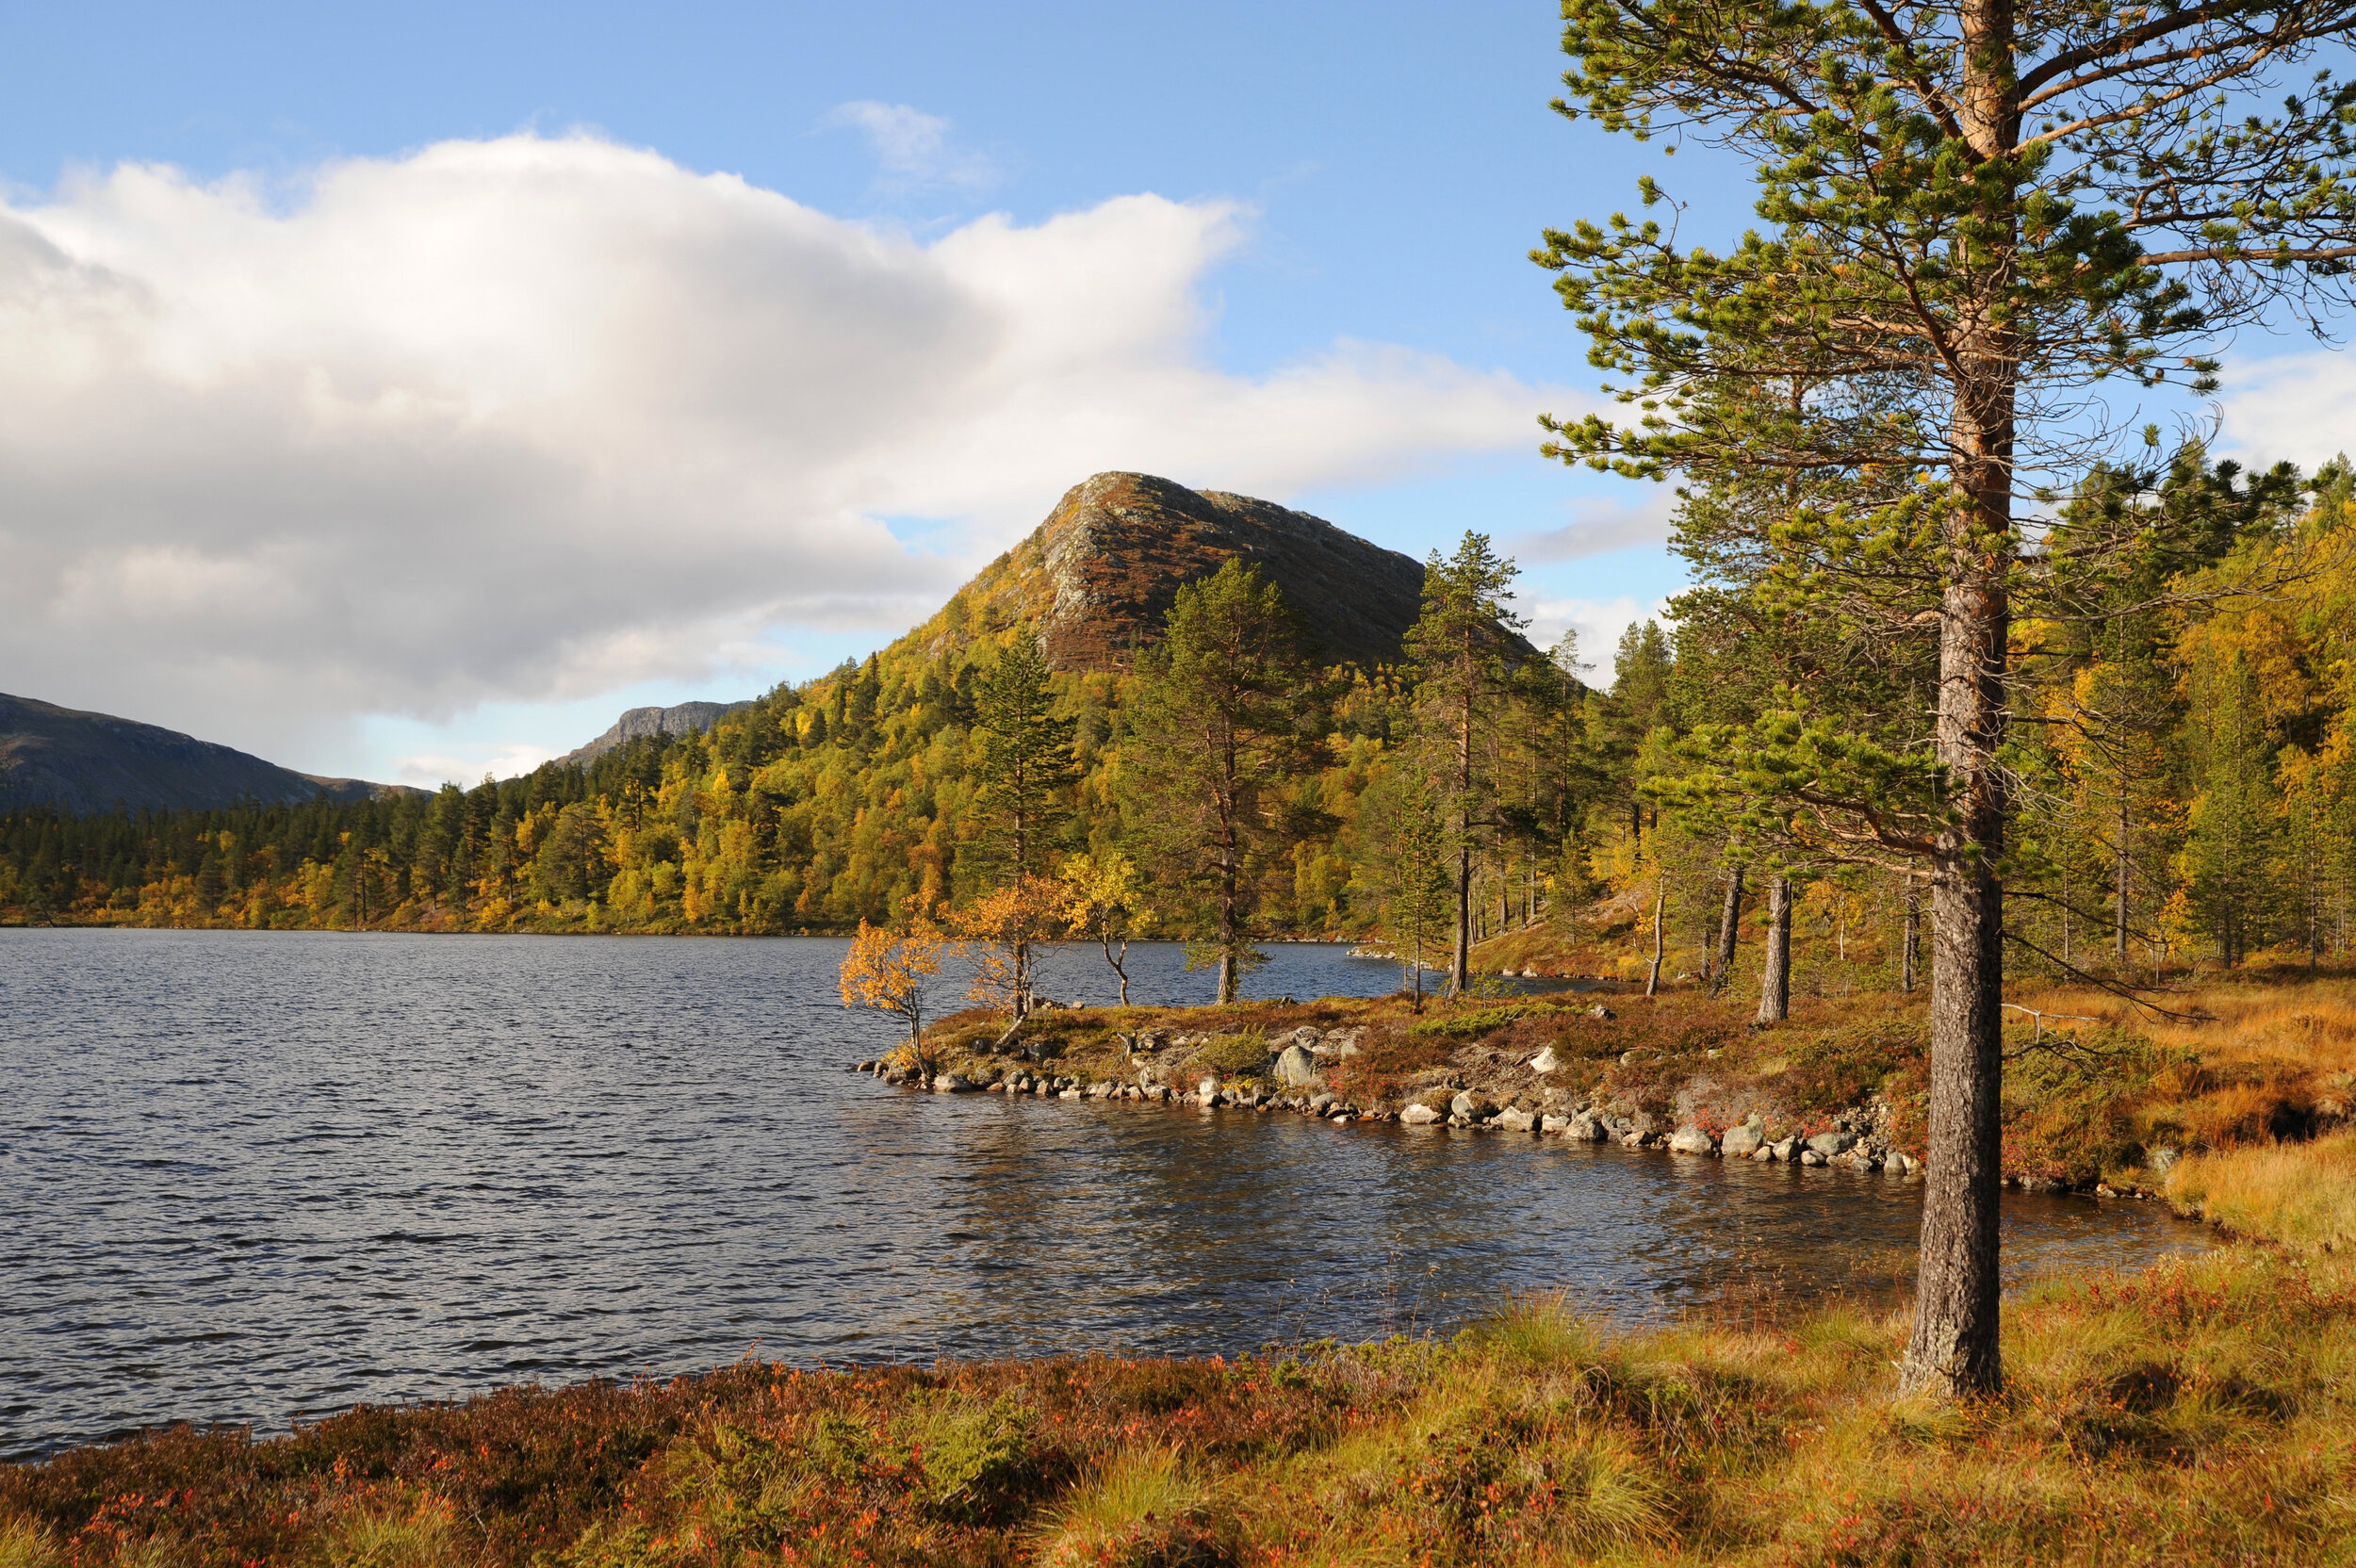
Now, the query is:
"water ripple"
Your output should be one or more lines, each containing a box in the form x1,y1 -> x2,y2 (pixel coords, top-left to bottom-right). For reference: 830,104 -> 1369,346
0,929 -> 2208,1459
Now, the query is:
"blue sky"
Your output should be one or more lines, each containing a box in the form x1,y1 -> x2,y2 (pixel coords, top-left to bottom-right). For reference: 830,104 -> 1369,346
0,2 -> 2337,782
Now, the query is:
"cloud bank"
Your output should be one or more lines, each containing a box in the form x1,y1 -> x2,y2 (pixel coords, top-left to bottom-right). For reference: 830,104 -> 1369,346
0,134 -> 1564,763
2217,349 -> 2356,471
1521,594 -> 1668,678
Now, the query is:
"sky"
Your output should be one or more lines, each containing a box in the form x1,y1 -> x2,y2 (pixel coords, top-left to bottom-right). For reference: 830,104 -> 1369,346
0,2 -> 2347,786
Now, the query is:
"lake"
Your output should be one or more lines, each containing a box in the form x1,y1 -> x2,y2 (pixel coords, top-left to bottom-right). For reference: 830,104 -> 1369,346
0,929 -> 2211,1460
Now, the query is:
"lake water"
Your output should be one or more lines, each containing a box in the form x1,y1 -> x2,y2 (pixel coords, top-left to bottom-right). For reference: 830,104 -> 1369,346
0,929 -> 2212,1461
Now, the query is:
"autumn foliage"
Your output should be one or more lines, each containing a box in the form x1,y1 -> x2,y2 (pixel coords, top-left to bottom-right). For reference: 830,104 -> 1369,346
837,917 -> 946,1063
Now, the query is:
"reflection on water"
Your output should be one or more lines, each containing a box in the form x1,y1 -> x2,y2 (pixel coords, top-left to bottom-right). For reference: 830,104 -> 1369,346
0,930 -> 2210,1459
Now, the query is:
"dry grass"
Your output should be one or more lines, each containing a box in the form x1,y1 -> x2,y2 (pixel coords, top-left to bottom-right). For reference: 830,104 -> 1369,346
12,1248 -> 2356,1566
2168,1131 -> 2356,1254
2008,973 -> 2356,1185
1029,1446 -> 1211,1567
2019,974 -> 2356,1078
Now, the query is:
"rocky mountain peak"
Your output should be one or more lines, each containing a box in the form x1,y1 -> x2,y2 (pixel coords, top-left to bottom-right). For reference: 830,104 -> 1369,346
903,472 -> 1436,672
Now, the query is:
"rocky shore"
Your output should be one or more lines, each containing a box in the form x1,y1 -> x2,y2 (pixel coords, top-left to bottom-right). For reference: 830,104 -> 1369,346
842,978 -> 2249,1203
852,1015 -> 1940,1180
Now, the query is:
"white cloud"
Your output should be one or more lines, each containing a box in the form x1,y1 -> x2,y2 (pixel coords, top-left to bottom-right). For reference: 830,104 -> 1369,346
1514,488 -> 1676,561
386,744 -> 556,789
1520,594 -> 1673,678
0,134 -> 1579,767
821,101 -> 999,194
2216,349 -> 2356,470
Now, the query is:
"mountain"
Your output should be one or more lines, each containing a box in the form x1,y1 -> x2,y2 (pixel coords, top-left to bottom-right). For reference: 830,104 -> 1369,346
893,471 -> 1441,672
0,693 -> 412,816
556,700 -> 754,767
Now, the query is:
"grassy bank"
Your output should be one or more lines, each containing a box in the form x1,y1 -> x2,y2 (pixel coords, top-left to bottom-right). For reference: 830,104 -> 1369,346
7,1244 -> 2355,1566
11,978 -> 2356,1566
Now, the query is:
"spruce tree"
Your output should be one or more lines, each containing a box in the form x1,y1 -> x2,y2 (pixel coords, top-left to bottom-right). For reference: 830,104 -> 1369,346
1357,760 -> 1456,1009
966,637 -> 1079,1026
2182,647 -> 2282,963
972,638 -> 1077,884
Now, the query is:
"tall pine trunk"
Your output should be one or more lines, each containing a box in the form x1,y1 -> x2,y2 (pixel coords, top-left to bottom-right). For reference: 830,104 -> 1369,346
1756,877 -> 1791,1023
1904,5 -> 2018,1394
1713,864 -> 1744,996
1450,684 -> 1473,997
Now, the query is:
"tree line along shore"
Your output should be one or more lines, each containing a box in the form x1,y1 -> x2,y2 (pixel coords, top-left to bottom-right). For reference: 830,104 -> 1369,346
6,469 -> 2356,999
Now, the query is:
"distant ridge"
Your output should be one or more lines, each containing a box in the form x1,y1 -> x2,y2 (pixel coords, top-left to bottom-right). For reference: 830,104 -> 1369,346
890,472 -> 1458,673
0,693 -> 413,816
556,700 -> 753,767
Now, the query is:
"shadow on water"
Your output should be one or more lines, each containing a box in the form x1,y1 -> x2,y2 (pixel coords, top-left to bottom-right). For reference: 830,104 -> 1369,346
0,930 -> 2210,1459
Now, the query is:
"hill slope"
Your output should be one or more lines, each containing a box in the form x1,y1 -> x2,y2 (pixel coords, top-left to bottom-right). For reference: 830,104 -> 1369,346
892,472 -> 1437,671
0,694 -> 402,815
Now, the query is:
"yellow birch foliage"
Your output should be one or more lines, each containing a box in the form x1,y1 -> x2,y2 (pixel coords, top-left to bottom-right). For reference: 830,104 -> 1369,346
838,917 -> 946,1051
950,876 -> 1064,1014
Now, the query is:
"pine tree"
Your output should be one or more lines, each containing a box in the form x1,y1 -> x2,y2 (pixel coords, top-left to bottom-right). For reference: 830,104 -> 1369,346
1541,0 -> 2356,1399
1403,533 -> 1530,996
1121,561 -> 1333,1003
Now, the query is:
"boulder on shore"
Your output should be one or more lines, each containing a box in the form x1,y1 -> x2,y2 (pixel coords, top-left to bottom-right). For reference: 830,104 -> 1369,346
1273,1043 -> 1321,1086
1722,1121 -> 1765,1159
1399,1102 -> 1444,1125
1450,1090 -> 1496,1120
1497,1106 -> 1539,1133
1668,1124 -> 1716,1156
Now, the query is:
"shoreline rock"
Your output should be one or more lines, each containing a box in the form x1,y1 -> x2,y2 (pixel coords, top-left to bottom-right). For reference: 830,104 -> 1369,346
852,1054 -> 1954,1190
836,1000 -> 2208,1207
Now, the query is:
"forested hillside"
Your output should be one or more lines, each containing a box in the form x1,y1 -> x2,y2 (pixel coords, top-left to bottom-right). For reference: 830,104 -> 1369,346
0,608 -> 1547,945
7,458 -> 2356,992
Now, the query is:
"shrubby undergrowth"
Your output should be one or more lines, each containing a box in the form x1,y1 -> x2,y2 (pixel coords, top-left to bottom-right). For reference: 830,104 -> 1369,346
8,1245 -> 2356,1566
